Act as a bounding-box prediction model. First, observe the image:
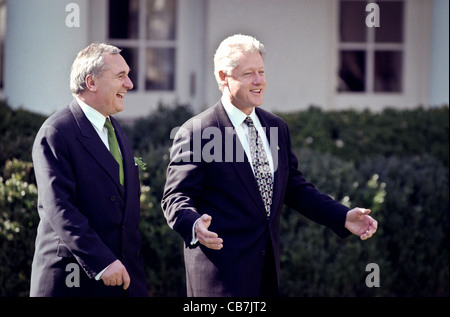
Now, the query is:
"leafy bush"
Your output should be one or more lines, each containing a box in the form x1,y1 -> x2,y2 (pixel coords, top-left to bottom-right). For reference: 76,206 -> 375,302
0,159 -> 38,296
278,106 -> 449,166
279,150 -> 449,296
0,101 -> 46,169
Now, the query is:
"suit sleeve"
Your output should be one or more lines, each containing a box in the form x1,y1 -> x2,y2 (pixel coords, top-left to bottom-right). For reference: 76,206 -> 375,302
161,124 -> 205,245
32,125 -> 117,278
281,122 -> 351,238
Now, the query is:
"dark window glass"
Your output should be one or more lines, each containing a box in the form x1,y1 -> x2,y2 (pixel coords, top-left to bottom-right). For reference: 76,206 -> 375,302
120,48 -> 139,90
146,0 -> 177,40
338,50 -> 366,92
109,0 -> 139,39
375,1 -> 404,43
145,48 -> 175,90
339,1 -> 367,42
374,51 -> 402,92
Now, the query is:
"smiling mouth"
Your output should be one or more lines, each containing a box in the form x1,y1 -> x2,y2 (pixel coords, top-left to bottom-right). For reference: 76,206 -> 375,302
250,89 -> 262,94
116,92 -> 126,99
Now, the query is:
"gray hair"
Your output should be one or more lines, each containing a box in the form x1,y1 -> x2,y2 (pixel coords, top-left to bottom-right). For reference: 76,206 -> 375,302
70,43 -> 122,95
213,34 -> 266,91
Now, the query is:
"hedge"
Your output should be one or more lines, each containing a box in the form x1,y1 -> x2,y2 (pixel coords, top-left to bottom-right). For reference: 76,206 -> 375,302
0,100 -> 448,296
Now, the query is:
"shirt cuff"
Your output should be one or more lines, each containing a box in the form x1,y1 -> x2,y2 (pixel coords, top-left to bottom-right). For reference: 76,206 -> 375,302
190,218 -> 201,245
94,264 -> 110,280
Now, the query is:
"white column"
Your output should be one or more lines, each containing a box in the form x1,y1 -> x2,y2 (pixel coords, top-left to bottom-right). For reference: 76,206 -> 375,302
429,0 -> 449,107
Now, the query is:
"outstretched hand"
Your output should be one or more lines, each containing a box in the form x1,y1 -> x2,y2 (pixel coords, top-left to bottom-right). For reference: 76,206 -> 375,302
345,208 -> 378,240
195,214 -> 223,250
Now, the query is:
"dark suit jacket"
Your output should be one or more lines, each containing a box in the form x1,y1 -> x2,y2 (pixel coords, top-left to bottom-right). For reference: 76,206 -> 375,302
162,101 -> 351,297
30,100 -> 148,297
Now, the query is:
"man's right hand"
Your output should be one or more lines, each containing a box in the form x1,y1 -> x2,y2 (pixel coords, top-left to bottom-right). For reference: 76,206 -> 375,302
195,214 -> 223,250
100,259 -> 130,290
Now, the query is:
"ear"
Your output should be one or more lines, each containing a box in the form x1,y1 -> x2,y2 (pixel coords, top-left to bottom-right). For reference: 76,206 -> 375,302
220,70 -> 228,81
218,70 -> 228,86
85,74 -> 97,92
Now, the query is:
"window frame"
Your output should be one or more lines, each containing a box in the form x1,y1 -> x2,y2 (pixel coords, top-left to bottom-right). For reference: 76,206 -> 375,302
337,0 -> 405,94
107,0 -> 178,93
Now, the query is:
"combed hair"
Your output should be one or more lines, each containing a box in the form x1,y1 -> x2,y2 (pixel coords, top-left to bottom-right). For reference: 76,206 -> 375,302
70,43 -> 122,95
213,34 -> 265,91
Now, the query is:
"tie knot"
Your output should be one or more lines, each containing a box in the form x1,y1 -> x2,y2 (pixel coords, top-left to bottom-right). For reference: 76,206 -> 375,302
104,118 -> 114,131
244,116 -> 254,127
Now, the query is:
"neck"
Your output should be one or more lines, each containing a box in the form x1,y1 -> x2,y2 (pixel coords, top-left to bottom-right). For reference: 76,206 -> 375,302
76,93 -> 108,118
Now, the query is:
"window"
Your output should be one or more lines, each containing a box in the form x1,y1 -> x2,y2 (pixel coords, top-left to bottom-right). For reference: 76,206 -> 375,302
108,0 -> 177,92
0,0 -> 6,90
338,0 -> 404,93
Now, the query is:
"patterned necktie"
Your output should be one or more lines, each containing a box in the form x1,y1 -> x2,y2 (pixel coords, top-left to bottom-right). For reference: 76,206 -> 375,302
244,116 -> 273,217
104,118 -> 124,186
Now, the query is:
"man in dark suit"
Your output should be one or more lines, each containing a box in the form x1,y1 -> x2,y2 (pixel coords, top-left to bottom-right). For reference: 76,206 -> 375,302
30,43 -> 148,296
162,34 -> 377,297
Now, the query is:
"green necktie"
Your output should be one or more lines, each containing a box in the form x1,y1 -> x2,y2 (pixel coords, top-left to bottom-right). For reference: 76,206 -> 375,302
104,118 -> 124,186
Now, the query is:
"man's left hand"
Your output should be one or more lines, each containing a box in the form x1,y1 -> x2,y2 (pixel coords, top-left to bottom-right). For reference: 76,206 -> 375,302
345,208 -> 378,240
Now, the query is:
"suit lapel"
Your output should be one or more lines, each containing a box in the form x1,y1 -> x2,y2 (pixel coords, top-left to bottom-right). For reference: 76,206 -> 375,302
69,100 -> 125,197
214,102 -> 267,214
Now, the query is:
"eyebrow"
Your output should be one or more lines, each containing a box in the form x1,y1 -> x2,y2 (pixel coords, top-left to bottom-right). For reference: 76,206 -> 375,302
116,69 -> 131,77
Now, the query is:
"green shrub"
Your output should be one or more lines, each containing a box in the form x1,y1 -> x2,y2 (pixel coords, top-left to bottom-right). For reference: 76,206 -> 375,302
0,159 -> 38,296
279,150 -> 448,296
278,106 -> 449,166
0,101 -> 47,170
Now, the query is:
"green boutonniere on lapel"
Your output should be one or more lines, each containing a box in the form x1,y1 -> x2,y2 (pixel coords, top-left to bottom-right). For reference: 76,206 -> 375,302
134,157 -> 147,171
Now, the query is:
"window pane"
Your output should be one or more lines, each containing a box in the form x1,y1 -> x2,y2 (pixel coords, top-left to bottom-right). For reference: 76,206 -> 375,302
109,0 -> 139,39
375,1 -> 404,43
338,50 -> 366,92
120,48 -> 139,90
339,0 -> 367,42
374,51 -> 402,92
145,48 -> 175,90
146,0 -> 177,40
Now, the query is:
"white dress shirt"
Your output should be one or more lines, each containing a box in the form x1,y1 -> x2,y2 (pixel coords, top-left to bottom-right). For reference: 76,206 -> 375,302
76,97 -> 110,149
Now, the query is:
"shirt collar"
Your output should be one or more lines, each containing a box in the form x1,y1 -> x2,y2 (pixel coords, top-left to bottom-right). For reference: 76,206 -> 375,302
221,95 -> 258,128
75,96 -> 108,131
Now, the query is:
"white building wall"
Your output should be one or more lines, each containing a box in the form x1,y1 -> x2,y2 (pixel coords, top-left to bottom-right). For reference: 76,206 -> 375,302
4,0 -> 89,115
205,0 -> 436,113
3,0 -> 447,118
204,0 -> 335,113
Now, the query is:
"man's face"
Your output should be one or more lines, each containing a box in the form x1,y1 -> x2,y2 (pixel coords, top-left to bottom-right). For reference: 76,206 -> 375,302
222,52 -> 266,115
92,54 -> 133,117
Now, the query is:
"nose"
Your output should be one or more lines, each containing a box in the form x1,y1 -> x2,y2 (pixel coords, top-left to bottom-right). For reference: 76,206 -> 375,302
252,72 -> 265,85
124,75 -> 134,90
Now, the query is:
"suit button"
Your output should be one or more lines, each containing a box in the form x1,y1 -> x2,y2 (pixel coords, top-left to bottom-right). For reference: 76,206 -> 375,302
110,196 -> 116,202
261,250 -> 266,256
